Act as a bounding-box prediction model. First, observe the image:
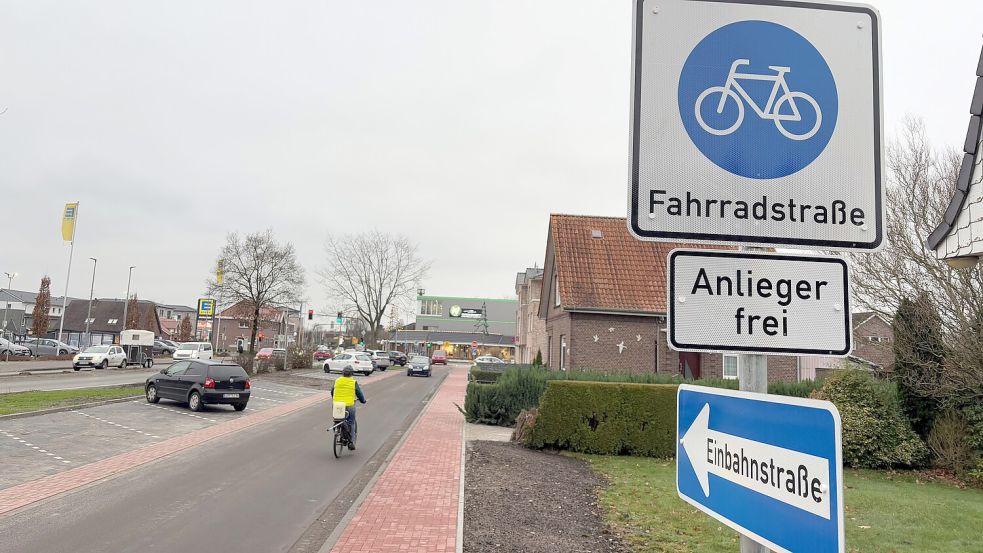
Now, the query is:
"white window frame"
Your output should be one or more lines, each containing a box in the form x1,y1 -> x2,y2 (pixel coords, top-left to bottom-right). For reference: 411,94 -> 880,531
559,334 -> 567,370
722,354 -> 739,380
554,276 -> 560,307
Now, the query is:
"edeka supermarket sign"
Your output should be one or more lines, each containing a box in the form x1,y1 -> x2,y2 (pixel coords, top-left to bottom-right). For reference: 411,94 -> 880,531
628,0 -> 883,251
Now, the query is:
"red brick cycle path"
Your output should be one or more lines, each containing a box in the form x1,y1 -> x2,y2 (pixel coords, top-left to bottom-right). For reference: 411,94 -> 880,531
0,368 -> 403,516
329,365 -> 468,553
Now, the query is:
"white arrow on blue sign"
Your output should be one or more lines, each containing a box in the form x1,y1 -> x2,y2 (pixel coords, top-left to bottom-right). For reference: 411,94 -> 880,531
677,384 -> 844,553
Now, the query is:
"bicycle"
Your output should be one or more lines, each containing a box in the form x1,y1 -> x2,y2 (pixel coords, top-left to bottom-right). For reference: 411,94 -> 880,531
694,58 -> 822,141
329,414 -> 357,458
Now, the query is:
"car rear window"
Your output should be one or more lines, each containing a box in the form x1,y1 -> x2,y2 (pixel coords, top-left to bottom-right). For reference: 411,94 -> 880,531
207,365 -> 248,379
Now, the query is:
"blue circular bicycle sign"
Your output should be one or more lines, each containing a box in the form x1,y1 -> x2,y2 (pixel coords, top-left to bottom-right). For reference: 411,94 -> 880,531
678,20 -> 838,179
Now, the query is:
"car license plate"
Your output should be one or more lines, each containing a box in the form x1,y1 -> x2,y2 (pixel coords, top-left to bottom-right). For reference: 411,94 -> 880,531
223,393 -> 239,398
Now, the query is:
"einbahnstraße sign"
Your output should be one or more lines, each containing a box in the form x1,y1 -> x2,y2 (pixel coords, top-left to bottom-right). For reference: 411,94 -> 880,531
628,0 -> 883,250
677,384 -> 845,553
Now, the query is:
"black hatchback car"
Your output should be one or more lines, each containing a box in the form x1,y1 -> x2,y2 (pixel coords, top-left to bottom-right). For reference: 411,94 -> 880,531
145,360 -> 250,412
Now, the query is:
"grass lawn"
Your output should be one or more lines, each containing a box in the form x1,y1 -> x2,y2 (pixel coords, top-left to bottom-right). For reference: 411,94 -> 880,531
0,386 -> 144,416
583,455 -> 983,553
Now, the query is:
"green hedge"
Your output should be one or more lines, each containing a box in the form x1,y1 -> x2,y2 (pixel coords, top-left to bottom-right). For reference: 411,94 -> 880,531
529,380 -> 678,457
469,368 -> 504,383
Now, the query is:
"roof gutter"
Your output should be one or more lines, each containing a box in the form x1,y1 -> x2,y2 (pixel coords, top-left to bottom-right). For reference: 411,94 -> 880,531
564,306 -> 666,318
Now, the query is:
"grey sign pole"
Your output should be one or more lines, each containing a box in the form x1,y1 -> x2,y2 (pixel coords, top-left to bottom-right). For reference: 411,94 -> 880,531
738,245 -> 772,553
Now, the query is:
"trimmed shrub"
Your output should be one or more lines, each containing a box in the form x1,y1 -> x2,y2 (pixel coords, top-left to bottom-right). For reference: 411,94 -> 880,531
529,380 -> 678,456
469,368 -> 503,384
288,346 -> 315,369
812,369 -> 929,469
927,411 -> 977,473
768,379 -> 823,398
532,349 -> 543,367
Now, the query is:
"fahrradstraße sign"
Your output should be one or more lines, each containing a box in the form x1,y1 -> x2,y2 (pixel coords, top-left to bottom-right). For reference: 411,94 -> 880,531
628,0 -> 883,251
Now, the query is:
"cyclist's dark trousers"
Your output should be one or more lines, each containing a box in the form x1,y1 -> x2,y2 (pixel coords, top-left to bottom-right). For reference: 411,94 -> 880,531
345,406 -> 358,446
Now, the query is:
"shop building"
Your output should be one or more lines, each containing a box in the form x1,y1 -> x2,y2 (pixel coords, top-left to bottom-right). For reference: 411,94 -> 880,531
395,293 -> 519,360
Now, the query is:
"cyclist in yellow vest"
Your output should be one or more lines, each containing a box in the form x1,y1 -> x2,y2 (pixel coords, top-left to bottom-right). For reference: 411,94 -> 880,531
331,367 -> 367,450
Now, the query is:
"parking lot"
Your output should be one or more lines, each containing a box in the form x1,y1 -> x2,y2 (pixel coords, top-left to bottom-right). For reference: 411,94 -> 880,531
0,379 -> 322,491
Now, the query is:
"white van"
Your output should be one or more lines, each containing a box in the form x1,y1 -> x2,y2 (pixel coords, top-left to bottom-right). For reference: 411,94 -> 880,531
172,342 -> 214,360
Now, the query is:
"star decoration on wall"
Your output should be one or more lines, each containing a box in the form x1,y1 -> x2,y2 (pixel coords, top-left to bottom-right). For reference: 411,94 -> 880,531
636,334 -> 642,342
592,335 -> 599,342
617,341 -> 626,354
608,327 -> 615,333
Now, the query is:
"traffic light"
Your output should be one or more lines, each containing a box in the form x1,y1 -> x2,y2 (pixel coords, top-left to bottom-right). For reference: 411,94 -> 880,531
336,311 -> 343,324
308,309 -> 314,320
257,332 -> 265,342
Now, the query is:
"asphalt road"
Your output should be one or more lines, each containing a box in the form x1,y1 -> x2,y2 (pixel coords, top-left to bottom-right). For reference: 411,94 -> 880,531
0,367 -> 445,553
0,368 -> 161,393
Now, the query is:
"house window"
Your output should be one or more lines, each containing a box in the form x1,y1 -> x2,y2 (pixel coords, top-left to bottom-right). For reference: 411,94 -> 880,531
559,335 -> 567,371
866,336 -> 889,343
723,354 -> 738,380
108,319 -> 118,324
554,276 -> 560,307
239,321 -> 248,329
84,318 -> 95,324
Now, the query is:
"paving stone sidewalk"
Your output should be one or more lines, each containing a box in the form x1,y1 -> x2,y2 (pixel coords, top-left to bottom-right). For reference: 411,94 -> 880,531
329,366 -> 468,553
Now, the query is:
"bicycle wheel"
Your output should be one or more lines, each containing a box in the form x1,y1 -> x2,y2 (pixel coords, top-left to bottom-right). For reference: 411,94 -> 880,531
695,86 -> 744,136
333,428 -> 344,458
773,91 -> 822,141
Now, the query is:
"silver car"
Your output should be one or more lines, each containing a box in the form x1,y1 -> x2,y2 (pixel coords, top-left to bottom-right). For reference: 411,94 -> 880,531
22,338 -> 78,356
0,338 -> 32,357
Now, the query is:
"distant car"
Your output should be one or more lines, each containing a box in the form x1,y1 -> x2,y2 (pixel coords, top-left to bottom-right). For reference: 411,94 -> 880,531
431,350 -> 448,365
388,351 -> 408,366
474,355 -> 505,364
145,360 -> 250,412
73,345 -> 127,370
153,340 -> 176,356
19,338 -> 78,356
313,346 -> 333,361
159,339 -> 180,350
368,350 -> 391,370
323,352 -> 374,376
255,347 -> 275,360
406,355 -> 432,377
172,342 -> 214,360
0,338 -> 32,357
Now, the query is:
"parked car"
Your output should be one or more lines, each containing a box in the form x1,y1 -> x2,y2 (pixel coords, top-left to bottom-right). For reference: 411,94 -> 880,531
153,340 -> 176,356
145,360 -> 250,412
323,352 -> 373,376
255,347 -> 285,360
368,350 -> 391,370
73,345 -> 127,370
313,346 -> 333,361
388,351 -> 408,366
172,342 -> 214,360
18,338 -> 77,356
431,350 -> 448,365
0,338 -> 32,357
406,355 -> 432,377
474,355 -> 505,364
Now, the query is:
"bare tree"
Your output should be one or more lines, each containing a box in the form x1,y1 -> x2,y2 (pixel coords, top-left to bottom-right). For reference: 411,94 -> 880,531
206,230 -> 305,353
126,294 -> 141,330
318,231 -> 429,346
849,117 -> 983,404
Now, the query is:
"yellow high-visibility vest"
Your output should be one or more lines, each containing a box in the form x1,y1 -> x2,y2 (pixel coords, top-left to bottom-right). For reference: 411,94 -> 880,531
333,376 -> 357,407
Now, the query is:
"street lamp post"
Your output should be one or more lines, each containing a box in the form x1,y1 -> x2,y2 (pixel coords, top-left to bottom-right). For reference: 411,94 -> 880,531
121,266 -> 135,331
2,271 -> 17,340
84,258 -> 97,348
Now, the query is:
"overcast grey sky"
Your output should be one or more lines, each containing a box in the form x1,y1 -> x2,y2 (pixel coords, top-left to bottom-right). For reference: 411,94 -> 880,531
1,1 -> 981,316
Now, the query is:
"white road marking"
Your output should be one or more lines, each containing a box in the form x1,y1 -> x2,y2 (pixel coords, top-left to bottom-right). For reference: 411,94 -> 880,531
1,430 -> 72,464
252,397 -> 285,404
138,402 -> 217,423
72,411 -> 161,440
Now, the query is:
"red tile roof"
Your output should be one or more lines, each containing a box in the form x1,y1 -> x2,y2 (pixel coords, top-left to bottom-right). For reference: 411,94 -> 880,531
549,214 -> 732,314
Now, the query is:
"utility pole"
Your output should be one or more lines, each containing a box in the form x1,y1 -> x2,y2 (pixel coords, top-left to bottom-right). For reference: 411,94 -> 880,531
1,272 -> 16,340
84,258 -> 97,348
121,266 -> 134,331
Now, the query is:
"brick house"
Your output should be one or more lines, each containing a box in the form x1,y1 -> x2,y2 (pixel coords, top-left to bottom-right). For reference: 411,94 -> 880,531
800,311 -> 895,378
212,301 -> 297,353
59,299 -> 163,347
537,214 -> 797,382
515,267 -> 548,364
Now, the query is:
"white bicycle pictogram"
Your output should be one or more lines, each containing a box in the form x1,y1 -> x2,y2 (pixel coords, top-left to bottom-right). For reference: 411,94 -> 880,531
695,59 -> 822,141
